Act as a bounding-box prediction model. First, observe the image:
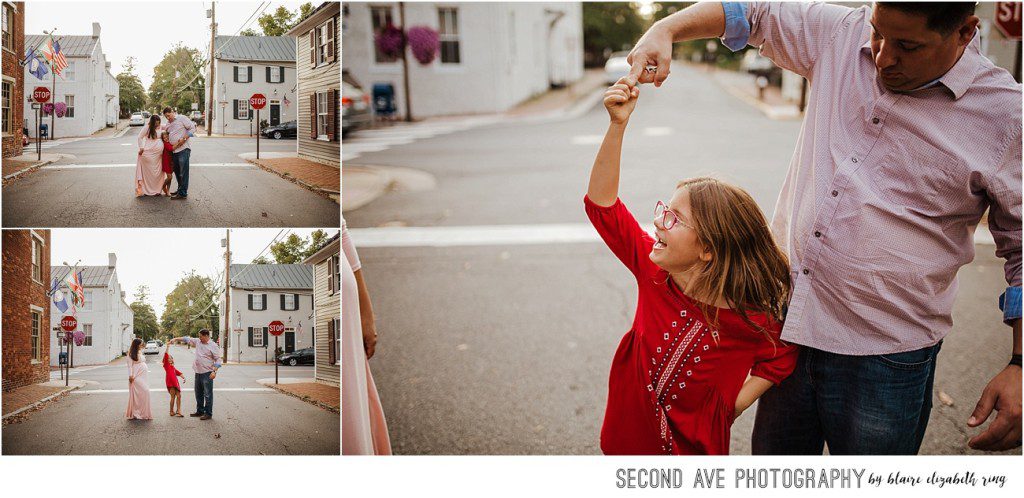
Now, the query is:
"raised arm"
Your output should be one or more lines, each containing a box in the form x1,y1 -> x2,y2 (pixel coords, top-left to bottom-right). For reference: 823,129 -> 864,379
587,78 -> 639,207
627,2 -> 727,86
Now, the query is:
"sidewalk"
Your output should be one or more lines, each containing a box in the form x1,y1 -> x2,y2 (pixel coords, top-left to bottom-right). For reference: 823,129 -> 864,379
2,151 -> 66,183
241,151 -> 340,202
708,64 -> 803,120
90,118 -> 130,138
2,380 -> 86,424
257,378 -> 339,412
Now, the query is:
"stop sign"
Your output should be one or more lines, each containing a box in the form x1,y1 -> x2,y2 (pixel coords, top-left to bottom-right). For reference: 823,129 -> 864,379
250,93 -> 267,110
996,2 -> 1022,40
268,320 -> 285,336
33,86 -> 51,103
60,315 -> 77,332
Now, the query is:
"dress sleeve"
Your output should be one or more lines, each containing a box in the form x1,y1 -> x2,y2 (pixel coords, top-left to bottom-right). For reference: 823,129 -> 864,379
341,217 -> 361,272
749,335 -> 799,385
584,195 -> 658,280
137,124 -> 148,148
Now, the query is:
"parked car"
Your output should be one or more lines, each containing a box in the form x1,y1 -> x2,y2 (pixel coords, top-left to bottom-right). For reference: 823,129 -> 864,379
342,73 -> 372,137
262,120 -> 297,139
143,341 -> 160,355
276,347 -> 314,366
189,110 -> 203,122
141,111 -> 151,119
129,113 -> 145,126
604,51 -> 632,85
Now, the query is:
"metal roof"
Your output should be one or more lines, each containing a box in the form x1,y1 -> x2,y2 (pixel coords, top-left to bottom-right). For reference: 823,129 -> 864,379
214,36 -> 295,62
229,264 -> 313,290
25,35 -> 97,58
52,266 -> 113,288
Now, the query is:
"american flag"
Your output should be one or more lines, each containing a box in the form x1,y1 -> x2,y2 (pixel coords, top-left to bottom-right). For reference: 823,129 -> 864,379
44,37 -> 68,76
65,269 -> 84,308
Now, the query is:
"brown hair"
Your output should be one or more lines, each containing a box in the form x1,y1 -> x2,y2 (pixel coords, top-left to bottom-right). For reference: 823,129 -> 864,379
146,115 -> 160,139
671,177 -> 791,339
129,338 -> 144,361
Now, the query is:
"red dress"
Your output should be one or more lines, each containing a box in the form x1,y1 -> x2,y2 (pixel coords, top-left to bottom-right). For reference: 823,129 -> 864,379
161,141 -> 174,174
163,353 -> 183,389
585,196 -> 799,455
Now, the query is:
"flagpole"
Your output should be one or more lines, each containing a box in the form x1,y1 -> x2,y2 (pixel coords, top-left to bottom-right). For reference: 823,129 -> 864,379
44,29 -> 57,141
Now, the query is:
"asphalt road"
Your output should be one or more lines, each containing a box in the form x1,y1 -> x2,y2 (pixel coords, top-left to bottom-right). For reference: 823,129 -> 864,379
2,134 -> 339,227
344,64 -> 1020,455
2,345 -> 338,455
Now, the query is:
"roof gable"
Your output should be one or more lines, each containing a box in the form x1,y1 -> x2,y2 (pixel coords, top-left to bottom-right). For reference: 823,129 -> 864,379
229,264 -> 313,290
214,36 -> 295,62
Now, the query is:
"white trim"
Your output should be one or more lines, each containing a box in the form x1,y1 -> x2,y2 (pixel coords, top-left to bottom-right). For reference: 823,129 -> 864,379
367,4 -> 401,72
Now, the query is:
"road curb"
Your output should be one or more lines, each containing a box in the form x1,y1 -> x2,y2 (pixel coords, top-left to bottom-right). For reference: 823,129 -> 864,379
2,153 -> 66,182
263,382 -> 339,413
2,383 -> 83,422
244,157 -> 340,205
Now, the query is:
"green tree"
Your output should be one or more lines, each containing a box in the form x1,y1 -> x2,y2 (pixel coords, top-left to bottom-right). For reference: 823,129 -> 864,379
117,57 -> 147,118
131,285 -> 161,341
266,230 -> 331,264
161,271 -> 220,341
247,3 -> 315,36
240,28 -> 260,36
147,43 -> 206,114
582,2 -> 648,67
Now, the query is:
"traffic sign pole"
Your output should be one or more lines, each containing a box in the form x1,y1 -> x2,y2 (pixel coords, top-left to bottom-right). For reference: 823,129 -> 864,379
249,94 -> 267,160
256,108 -> 260,159
268,319 -> 284,384
274,335 -> 279,384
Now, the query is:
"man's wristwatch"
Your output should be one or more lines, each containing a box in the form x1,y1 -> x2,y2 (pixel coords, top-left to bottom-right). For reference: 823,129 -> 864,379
1011,354 -> 1022,368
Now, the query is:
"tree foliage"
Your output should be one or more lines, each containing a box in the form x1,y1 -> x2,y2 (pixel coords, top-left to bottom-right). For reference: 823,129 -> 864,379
147,43 -> 206,114
250,3 -> 315,37
130,285 -> 161,341
263,230 -> 332,264
582,2 -> 648,67
160,271 -> 220,341
117,57 -> 147,118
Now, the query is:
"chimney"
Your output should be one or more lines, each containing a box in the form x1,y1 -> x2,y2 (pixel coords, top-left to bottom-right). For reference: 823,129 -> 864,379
108,252 -> 116,269
121,291 -> 126,299
92,22 -> 101,39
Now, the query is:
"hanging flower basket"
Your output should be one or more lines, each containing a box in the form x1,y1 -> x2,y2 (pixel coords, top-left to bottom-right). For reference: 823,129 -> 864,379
42,103 -> 54,115
73,330 -> 85,346
407,26 -> 440,65
55,102 -> 67,118
375,23 -> 405,58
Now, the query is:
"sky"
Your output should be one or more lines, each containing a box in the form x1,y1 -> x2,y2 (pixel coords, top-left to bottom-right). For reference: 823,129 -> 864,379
25,0 -> 310,89
50,228 -> 338,318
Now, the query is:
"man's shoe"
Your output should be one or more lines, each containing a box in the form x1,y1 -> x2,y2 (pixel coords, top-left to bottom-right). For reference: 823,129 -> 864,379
200,415 -> 211,420
170,194 -> 187,200
189,412 -> 203,417
169,191 -> 178,196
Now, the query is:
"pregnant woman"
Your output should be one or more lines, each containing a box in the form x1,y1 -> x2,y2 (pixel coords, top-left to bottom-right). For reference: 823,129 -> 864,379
135,115 -> 166,197
125,338 -> 153,420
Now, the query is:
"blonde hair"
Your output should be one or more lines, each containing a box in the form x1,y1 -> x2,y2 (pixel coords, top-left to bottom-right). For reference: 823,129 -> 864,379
672,177 -> 790,339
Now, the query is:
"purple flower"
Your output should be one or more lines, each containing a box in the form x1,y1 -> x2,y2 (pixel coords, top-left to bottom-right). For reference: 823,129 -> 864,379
375,23 -> 405,58
407,26 -> 440,65
73,330 -> 85,346
54,102 -> 67,118
42,103 -> 54,115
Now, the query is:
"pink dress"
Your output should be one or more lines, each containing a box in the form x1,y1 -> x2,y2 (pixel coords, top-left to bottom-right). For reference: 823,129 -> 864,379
135,123 -> 166,196
341,217 -> 392,455
125,356 -> 153,420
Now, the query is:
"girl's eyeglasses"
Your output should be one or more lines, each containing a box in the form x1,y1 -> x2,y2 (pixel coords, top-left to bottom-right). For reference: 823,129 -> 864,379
655,201 -> 696,231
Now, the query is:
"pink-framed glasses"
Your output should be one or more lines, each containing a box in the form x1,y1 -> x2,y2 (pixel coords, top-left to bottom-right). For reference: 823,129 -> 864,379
655,201 -> 696,231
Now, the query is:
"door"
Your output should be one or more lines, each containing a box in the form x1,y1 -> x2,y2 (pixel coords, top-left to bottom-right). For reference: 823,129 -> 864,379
270,103 -> 281,126
284,331 -> 295,353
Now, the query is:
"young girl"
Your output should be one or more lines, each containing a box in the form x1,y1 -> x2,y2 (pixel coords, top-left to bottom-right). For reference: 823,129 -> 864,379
160,131 -> 175,196
586,77 -> 799,455
163,343 -> 186,417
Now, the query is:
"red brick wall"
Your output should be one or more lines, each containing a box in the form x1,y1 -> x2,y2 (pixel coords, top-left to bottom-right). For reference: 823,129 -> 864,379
2,229 -> 51,391
1,1 -> 25,158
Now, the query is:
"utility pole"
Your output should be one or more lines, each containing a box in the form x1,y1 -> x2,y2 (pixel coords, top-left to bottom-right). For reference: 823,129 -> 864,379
207,2 -> 216,136
223,229 -> 231,363
399,2 -> 412,122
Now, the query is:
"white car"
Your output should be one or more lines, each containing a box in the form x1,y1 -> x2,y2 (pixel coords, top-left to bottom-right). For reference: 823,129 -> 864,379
604,51 -> 632,85
129,113 -> 145,126
143,340 -> 160,355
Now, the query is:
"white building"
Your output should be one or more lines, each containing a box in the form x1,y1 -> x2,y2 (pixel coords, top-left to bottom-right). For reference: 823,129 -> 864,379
23,23 -> 119,139
341,2 -> 584,119
205,35 -> 296,136
219,264 -> 314,363
49,254 -> 134,367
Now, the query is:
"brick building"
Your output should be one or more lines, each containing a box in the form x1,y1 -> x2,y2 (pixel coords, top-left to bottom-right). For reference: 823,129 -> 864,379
2,230 -> 51,391
2,1 -> 25,157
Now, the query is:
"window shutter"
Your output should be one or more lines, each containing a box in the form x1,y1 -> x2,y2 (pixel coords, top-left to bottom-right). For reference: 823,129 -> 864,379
310,93 -> 318,139
266,66 -> 271,83
327,19 -> 336,63
247,293 -> 253,310
327,256 -> 334,294
233,66 -> 238,83
248,327 -> 254,347
293,294 -> 299,311
327,319 -> 336,365
247,66 -> 252,83
309,30 -> 316,67
279,66 -> 285,83
326,89 -> 336,142
263,327 -> 269,345
280,293 -> 286,310
262,293 -> 267,310
234,100 -> 240,120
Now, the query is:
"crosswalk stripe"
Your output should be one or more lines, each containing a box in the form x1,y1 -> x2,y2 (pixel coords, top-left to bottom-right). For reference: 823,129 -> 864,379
74,387 -> 276,393
342,117 -> 501,162
42,162 -> 253,169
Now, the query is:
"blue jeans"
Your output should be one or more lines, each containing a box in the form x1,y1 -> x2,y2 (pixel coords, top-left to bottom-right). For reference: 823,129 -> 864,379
195,371 -> 213,416
172,148 -> 191,197
752,342 -> 942,455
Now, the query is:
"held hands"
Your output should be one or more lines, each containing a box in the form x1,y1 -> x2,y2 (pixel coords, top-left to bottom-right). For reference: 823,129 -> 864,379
968,365 -> 1022,451
604,77 -> 640,124
627,23 -> 674,87
138,148 -> 144,156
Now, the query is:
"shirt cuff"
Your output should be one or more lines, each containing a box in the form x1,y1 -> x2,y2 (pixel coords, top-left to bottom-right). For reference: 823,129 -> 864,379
720,2 -> 751,52
999,286 -> 1022,324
